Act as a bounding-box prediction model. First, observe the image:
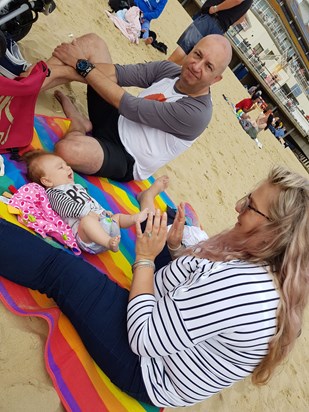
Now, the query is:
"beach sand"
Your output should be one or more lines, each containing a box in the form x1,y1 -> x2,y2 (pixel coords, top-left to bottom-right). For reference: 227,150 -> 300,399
0,0 -> 308,410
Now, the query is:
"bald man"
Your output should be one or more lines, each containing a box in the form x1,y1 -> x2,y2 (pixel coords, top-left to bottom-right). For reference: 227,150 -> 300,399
43,33 -> 232,182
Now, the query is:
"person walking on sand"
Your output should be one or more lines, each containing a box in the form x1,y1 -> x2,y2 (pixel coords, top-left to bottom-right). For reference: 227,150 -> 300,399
168,0 -> 252,66
24,150 -> 149,253
40,32 -> 232,182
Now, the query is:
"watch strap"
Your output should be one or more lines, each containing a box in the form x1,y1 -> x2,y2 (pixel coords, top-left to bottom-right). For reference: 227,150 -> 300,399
76,59 -> 96,78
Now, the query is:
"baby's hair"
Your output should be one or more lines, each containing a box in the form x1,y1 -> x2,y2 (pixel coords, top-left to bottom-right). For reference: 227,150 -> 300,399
23,150 -> 55,186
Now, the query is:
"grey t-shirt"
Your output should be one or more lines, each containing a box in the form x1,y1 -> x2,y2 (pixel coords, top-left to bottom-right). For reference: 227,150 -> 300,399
115,60 -> 213,140
114,61 -> 213,179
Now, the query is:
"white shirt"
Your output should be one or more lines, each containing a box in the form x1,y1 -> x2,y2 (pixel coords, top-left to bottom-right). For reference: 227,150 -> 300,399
127,256 -> 279,407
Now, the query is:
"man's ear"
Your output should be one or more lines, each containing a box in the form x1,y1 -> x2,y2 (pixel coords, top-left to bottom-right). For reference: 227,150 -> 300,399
211,75 -> 223,85
40,177 -> 52,187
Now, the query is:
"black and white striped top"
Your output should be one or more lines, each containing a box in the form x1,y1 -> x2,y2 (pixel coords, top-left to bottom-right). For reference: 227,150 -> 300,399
46,184 -> 104,233
127,256 -> 279,407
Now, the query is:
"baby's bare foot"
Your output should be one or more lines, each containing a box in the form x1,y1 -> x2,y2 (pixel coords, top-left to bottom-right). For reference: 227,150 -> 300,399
108,235 -> 121,252
134,208 -> 149,223
136,175 -> 169,204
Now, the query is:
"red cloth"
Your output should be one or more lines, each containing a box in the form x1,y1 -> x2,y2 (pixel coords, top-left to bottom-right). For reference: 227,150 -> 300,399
0,61 -> 49,153
235,97 -> 253,112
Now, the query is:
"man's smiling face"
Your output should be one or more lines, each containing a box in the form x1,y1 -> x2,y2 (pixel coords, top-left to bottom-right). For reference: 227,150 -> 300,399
177,34 -> 232,97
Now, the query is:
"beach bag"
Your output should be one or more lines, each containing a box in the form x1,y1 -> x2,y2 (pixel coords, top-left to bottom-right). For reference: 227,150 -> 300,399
0,61 -> 49,157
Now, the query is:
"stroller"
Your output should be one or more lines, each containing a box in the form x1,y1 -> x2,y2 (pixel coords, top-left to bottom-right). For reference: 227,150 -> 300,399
0,0 -> 56,58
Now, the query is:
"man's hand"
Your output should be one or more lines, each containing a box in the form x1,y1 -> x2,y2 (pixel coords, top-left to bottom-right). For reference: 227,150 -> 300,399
209,5 -> 218,14
52,39 -> 87,68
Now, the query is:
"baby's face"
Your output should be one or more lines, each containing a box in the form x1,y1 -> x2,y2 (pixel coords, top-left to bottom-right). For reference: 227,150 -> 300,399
40,155 -> 74,187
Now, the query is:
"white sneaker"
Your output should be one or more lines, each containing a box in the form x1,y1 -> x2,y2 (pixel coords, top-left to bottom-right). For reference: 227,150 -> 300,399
0,37 -> 31,78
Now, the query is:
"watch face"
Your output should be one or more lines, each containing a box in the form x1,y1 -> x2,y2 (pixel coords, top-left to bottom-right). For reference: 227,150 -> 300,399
77,60 -> 89,70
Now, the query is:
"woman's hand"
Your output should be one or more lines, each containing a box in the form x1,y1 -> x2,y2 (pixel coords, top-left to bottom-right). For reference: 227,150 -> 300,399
135,209 -> 167,261
167,203 -> 185,250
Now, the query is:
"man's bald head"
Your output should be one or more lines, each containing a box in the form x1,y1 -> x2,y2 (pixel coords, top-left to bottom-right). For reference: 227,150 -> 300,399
178,34 -> 232,96
194,34 -> 232,74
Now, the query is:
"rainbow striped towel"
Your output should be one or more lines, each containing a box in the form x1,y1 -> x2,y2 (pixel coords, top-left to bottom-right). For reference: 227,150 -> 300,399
0,115 -> 181,412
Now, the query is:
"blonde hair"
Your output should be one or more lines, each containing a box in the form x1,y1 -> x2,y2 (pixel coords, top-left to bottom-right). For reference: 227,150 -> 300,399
23,150 -> 55,186
184,166 -> 309,385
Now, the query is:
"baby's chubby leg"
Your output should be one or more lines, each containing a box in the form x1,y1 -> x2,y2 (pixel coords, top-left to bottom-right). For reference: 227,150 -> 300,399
113,208 -> 149,229
78,212 -> 120,252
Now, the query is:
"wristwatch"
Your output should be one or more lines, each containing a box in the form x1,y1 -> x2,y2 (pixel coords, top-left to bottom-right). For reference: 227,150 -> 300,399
75,59 -> 95,78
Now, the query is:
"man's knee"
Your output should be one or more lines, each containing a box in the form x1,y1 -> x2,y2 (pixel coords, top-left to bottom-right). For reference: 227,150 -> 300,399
55,135 -> 104,174
78,33 -> 107,53
79,32 -> 102,44
54,138 -> 83,164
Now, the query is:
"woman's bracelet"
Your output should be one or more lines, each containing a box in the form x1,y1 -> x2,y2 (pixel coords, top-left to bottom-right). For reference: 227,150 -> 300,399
167,243 -> 183,251
132,259 -> 155,272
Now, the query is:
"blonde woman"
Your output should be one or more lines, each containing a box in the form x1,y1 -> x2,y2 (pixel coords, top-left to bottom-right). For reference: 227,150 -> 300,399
0,166 -> 308,407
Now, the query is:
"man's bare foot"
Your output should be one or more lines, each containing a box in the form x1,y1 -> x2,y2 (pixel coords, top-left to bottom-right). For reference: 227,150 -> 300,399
108,235 -> 121,252
54,90 -> 92,133
137,176 -> 169,213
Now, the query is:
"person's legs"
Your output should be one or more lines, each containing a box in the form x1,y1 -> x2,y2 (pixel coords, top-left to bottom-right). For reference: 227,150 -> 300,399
167,46 -> 186,66
0,219 -> 152,403
54,90 -> 92,134
114,208 -> 149,229
86,86 -> 135,181
168,14 -> 224,65
137,176 -> 169,214
78,214 -> 121,252
42,33 -> 113,91
53,89 -> 105,175
141,19 -> 150,39
53,86 -> 133,179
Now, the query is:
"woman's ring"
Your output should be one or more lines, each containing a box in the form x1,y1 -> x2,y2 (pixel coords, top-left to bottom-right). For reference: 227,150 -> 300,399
146,231 -> 152,238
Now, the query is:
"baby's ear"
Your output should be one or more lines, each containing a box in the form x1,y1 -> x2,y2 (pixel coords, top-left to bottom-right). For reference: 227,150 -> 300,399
40,177 -> 52,187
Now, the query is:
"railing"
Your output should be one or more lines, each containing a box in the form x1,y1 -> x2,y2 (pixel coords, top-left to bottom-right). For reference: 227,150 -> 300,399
227,32 -> 309,137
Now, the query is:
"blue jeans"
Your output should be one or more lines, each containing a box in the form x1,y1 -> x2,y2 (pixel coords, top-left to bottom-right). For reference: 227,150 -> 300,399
0,219 -> 153,404
141,18 -> 150,39
177,13 -> 224,54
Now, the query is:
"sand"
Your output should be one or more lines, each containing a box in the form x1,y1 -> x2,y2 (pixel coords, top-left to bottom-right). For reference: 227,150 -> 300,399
0,0 -> 308,411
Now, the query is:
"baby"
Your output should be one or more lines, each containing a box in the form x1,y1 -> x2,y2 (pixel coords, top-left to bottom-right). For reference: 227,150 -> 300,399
24,151 -> 149,254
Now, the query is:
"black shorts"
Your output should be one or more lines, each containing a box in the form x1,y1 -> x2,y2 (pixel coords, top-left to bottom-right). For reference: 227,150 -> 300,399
87,86 -> 135,182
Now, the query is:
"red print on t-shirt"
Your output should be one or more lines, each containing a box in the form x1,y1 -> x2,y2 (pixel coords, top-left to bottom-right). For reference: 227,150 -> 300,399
144,93 -> 167,102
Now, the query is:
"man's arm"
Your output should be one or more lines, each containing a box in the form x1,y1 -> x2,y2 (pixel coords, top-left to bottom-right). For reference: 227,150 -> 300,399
85,66 -> 125,108
141,0 -> 168,21
119,93 -> 212,140
208,0 -> 244,14
52,43 -> 179,109
52,42 -> 125,108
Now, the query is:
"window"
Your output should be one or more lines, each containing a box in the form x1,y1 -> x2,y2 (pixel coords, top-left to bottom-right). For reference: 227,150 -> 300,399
253,43 -> 264,56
